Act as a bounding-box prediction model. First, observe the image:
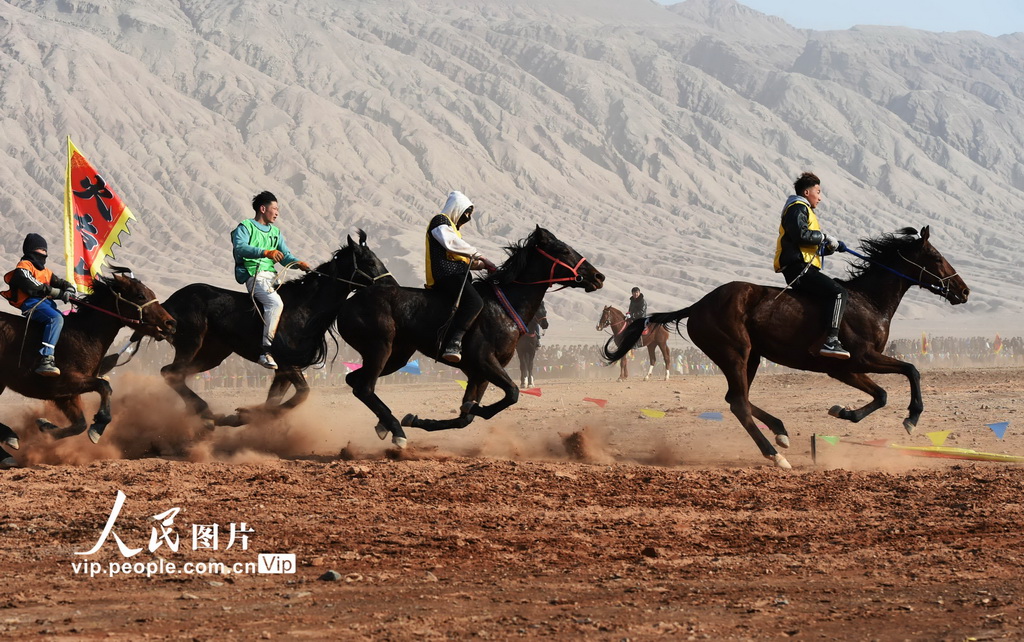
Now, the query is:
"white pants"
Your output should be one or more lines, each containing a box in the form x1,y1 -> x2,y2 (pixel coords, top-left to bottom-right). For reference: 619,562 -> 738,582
247,271 -> 284,349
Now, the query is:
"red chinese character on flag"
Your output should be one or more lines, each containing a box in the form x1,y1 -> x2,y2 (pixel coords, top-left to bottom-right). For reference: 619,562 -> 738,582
63,137 -> 135,292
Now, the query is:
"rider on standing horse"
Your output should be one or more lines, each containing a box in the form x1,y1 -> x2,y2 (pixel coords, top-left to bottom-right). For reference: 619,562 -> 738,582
2,233 -> 77,376
231,191 -> 311,370
774,172 -> 850,359
424,190 -> 497,363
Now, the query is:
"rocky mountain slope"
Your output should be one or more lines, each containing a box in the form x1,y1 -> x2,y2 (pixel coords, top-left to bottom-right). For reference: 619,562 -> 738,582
2,0 -> 1021,340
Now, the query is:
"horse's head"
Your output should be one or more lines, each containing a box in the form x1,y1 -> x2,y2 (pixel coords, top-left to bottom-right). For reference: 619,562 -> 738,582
90,273 -> 176,340
536,302 -> 550,330
899,226 -> 970,305
508,226 -> 604,292
322,229 -> 396,290
596,305 -> 613,331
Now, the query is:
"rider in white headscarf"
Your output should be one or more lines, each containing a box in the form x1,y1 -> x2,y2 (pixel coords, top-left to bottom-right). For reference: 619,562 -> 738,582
424,190 -> 497,363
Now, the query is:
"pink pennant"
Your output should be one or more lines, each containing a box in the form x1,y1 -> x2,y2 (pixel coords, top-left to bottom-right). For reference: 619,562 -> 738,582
521,387 -> 542,397
583,397 -> 607,408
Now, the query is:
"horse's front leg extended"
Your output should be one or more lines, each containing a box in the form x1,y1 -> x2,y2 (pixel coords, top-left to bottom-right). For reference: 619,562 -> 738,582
831,355 -> 920,433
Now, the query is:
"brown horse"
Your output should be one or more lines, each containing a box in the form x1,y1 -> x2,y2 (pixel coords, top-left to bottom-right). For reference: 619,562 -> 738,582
596,305 -> 671,381
0,273 -> 176,466
603,227 -> 969,469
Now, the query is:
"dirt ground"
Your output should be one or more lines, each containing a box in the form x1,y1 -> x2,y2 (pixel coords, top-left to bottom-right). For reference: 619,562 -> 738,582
1,365 -> 1023,640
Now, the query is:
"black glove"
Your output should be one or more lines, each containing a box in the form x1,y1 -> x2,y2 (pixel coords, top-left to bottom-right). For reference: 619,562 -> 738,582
60,287 -> 76,303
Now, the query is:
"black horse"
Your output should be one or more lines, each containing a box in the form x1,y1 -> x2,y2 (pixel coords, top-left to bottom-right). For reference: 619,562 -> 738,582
336,227 -> 604,447
515,302 -> 548,387
1,273 -> 176,465
604,227 -> 969,469
117,231 -> 394,429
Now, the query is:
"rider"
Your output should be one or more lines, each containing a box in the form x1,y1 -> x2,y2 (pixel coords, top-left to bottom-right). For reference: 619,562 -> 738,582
774,172 -> 850,359
2,233 -> 77,376
424,190 -> 497,363
231,191 -> 311,370
624,286 -> 647,321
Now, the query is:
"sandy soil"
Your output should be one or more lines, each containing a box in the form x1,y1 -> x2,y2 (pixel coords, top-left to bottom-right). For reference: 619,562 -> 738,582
1,366 -> 1023,640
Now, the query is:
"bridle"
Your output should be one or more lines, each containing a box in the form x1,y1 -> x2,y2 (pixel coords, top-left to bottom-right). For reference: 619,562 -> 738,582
74,288 -> 162,328
841,246 -> 957,298
513,247 -> 587,292
288,252 -> 392,291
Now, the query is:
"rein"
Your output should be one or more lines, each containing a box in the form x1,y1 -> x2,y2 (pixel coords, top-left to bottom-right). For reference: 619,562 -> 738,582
842,246 -> 955,297
492,284 -> 529,336
75,291 -> 161,327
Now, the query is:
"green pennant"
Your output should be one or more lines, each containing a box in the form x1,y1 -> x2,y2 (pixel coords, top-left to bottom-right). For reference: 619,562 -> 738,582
819,435 -> 840,445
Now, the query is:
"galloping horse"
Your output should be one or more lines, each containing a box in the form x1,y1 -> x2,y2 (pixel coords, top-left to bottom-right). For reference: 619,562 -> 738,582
0,273 -> 176,466
596,305 -> 671,381
122,231 -> 394,429
514,301 -> 548,387
604,227 -> 969,469
337,227 -> 604,448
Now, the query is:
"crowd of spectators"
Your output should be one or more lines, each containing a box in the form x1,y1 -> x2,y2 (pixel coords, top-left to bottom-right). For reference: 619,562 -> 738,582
111,333 -> 1021,392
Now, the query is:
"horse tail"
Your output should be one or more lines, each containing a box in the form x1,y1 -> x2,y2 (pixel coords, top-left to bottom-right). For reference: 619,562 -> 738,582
602,308 -> 691,363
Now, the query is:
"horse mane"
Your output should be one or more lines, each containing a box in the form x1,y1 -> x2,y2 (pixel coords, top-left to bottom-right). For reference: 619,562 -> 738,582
272,242 -> 360,367
842,227 -> 920,282
481,228 -> 543,286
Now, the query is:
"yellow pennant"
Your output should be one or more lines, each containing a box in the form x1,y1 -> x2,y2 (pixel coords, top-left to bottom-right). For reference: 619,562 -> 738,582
640,408 -> 666,418
455,380 -> 468,390
926,430 -> 951,447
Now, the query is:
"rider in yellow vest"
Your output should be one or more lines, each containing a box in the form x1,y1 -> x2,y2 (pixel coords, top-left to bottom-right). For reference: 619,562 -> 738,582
424,190 -> 496,363
774,172 -> 850,359
2,234 -> 77,376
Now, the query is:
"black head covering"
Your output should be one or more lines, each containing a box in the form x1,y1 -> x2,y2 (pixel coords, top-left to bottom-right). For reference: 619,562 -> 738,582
22,233 -> 48,270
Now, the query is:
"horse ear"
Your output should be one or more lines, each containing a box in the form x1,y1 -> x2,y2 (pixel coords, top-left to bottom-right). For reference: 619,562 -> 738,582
358,229 -> 367,246
347,234 -> 356,248
921,226 -> 930,241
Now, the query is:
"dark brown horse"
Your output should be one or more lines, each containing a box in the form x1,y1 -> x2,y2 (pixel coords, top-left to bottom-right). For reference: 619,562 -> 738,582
129,232 -> 394,429
0,273 -> 176,466
603,227 -> 969,469
596,305 -> 671,381
514,301 -> 548,387
337,227 -> 604,448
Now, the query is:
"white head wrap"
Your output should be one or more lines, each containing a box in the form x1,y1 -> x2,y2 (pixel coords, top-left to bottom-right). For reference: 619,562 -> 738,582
441,190 -> 474,226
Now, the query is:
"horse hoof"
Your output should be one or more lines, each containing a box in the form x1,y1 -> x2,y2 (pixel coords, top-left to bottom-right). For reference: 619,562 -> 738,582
775,434 -> 790,449
903,418 -> 916,435
36,418 -> 57,433
767,453 -> 792,470
88,427 -> 103,445
2,436 -> 18,451
375,422 -> 390,440
828,405 -> 845,418
392,436 -> 408,449
0,456 -> 18,469
400,414 -> 416,428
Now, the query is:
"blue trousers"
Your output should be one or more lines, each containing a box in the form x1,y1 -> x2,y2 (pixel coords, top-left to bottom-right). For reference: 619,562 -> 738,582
20,297 -> 64,356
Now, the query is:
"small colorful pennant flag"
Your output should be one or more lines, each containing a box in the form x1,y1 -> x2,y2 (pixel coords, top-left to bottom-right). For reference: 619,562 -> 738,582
640,408 -> 666,418
521,387 -> 542,397
926,430 -> 951,447
818,435 -> 840,445
583,397 -> 607,408
698,412 -> 724,421
343,362 -> 362,372
455,380 -> 468,390
986,422 -> 1010,439
398,360 -> 421,375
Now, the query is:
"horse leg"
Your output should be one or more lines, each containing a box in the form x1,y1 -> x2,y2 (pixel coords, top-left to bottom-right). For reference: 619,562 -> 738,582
746,354 -> 788,449
661,340 -> 671,381
403,377 -> 486,432
718,354 -> 791,470
161,343 -> 232,429
518,351 -> 528,388
347,356 -> 407,448
37,394 -> 90,441
826,372 -> 889,423
832,353 -> 920,433
525,351 -> 535,387
223,368 -> 308,427
644,344 -> 656,381
618,357 -> 627,382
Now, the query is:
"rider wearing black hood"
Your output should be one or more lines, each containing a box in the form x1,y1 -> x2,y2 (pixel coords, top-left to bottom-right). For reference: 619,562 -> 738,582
2,233 -> 77,376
